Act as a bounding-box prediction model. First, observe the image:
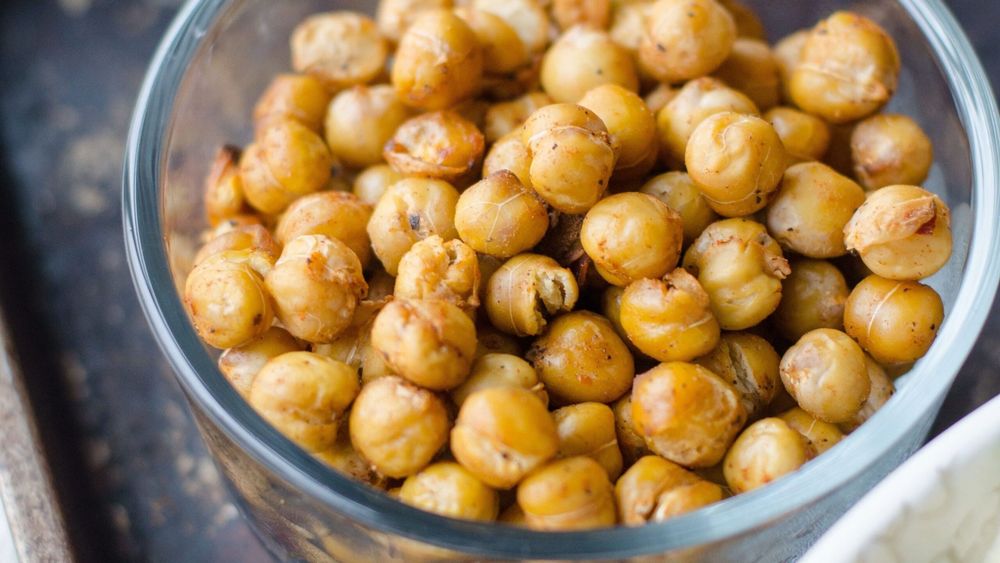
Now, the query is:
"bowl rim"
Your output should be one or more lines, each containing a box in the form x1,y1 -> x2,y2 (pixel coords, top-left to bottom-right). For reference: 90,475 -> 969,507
123,0 -> 1000,558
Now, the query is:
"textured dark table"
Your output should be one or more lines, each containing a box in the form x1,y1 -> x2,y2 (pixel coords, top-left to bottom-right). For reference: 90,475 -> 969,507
0,1 -> 997,561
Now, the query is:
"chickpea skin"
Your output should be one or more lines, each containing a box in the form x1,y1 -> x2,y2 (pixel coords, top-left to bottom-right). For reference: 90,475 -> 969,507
184,249 -> 275,350
615,455 -> 723,525
399,462 -> 499,521
843,275 -> 944,366
455,171 -> 549,259
291,12 -> 388,90
779,329 -> 871,424
392,10 -> 483,110
723,417 -> 813,494
773,259 -> 850,342
367,177 -> 460,276
517,456 -> 616,530
384,111 -> 485,183
193,224 -> 280,267
696,332 -> 780,420
541,26 -> 638,104
851,114 -> 934,190
552,402 -> 624,480
275,191 -> 374,268
484,254 -> 579,337
324,85 -> 410,169
639,0 -> 736,84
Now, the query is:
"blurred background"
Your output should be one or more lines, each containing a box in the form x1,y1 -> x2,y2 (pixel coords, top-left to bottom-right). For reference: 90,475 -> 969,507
0,0 -> 998,561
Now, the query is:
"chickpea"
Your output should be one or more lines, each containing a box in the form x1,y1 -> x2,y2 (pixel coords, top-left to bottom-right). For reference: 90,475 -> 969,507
252,74 -> 331,136
265,235 -> 368,343
579,84 -> 657,180
712,38 -> 780,110
639,0 -> 736,84
352,164 -> 402,206
767,162 -> 866,258
218,327 -> 302,399
640,172 -> 719,244
526,125 -> 616,214
789,11 -> 900,123
552,0 -> 611,30
472,0 -> 551,55
851,114 -> 934,190
370,298 -> 476,391
482,131 -> 533,188
541,27 -> 638,104
193,224 -> 280,267
552,403 -> 623,480
773,29 -> 807,102
779,328 -> 871,424
392,11 -> 483,110
843,185 -> 953,280
199,215 -> 263,244
632,362 -> 746,467
840,355 -> 895,432
392,236 -> 480,316
656,77 -> 758,168
275,191 -> 373,268
516,456 -> 616,530
203,145 -> 247,226
451,353 -> 547,408
686,111 -> 787,217
528,311 -> 635,404
455,171 -> 549,259
773,259 -> 850,342
484,254 -> 579,337
291,12 -> 388,90
350,376 -> 450,478
615,455 -> 723,525
778,407 -> 844,455
521,102 -> 609,140
249,352 -> 360,453
764,106 -> 831,163
609,1 -> 654,55
484,92 -> 553,144
400,462 -> 499,521
474,323 -> 524,358
718,0 -> 766,40
376,0 -> 453,43
367,177 -> 460,275
323,85 -> 409,169
612,395 -> 652,465
620,269 -> 720,362
722,417 -> 813,494
184,249 -> 275,349
240,120 -> 334,215
451,386 -> 559,488
696,332 -> 780,420
644,83 -> 677,115
455,8 -> 530,75
843,275 -> 944,366
384,111 -> 485,183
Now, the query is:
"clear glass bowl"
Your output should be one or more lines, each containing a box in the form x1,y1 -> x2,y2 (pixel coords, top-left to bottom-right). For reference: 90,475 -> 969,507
123,0 -> 1000,560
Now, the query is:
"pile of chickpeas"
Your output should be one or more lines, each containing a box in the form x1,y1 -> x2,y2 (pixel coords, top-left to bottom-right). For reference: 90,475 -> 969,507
183,0 -> 952,530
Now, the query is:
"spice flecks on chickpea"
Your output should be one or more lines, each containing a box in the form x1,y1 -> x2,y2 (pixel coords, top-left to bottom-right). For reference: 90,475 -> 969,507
240,120 -> 334,215
639,0 -> 736,84
455,171 -> 549,259
394,235 -> 481,314
392,10 -> 483,110
185,249 -> 276,350
695,332 -> 780,420
385,110 -> 485,182
367,177 -> 460,276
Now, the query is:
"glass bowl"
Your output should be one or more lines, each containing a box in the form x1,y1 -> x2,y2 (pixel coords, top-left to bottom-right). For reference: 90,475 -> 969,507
123,0 -> 1000,560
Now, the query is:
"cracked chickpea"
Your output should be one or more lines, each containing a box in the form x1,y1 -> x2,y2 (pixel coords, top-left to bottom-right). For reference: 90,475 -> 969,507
184,249 -> 275,350
276,191 -> 374,268
640,172 -> 719,245
712,38 -> 780,110
579,84 -> 658,181
517,456 -> 616,530
291,12 -> 388,90
385,111 -> 485,183
400,462 -> 499,521
765,106 -> 831,163
844,275 -> 944,366
780,329 -> 871,424
240,119 -> 334,214
367,177 -> 460,275
252,74 -> 330,136
324,85 -> 410,169
394,235 -> 481,315
541,26 -> 638,104
455,171 -> 549,259
484,254 -> 579,337
773,259 -> 849,342
639,0 -> 736,84
616,455 -> 723,525
553,402 -> 623,480
219,327 -> 302,399
696,332 -> 780,420
723,417 -> 813,494
851,114 -> 934,190
392,10 -> 483,110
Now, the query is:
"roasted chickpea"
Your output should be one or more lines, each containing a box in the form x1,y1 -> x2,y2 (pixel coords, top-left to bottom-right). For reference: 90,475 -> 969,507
632,362 -> 746,467
767,162 -> 866,258
686,111 -> 787,217
484,92 -> 553,144
640,172 -> 719,244
350,376 -> 450,478
712,38 -> 779,110
521,102 -> 609,140
400,462 -> 499,521
199,215 -> 263,244
452,386 -> 559,488
323,85 -> 409,169
484,254 -> 579,337
696,332 -> 780,420
773,259 -> 849,342
184,249 -> 275,349
482,131 -> 533,188
240,120 -> 334,214
843,185 -> 953,280
789,11 -> 900,123
352,164 -> 402,206
723,417 -> 813,494
252,74 -> 331,136
291,12 -> 388,90
644,83 -> 677,114
778,407 -> 844,455
370,298 -> 476,391
455,171 -> 549,258
839,355 -> 894,432
249,351 -> 360,452
615,455 -> 723,525
376,0 -> 453,43
384,111 -> 485,183
219,327 -> 302,398
541,27 -> 638,104
779,329 -> 871,424
392,11 -> 483,110
579,84 -> 657,180
451,353 -> 547,408
773,29 -> 807,102
639,0 -> 736,84
528,311 -> 635,404
367,177 -> 460,275
612,395 -> 652,465
393,236 -> 481,316
193,224 -> 280,266
764,106 -> 831,163
275,191 -> 374,267
455,8 -> 530,74
203,146 -> 247,226
517,456 -> 616,530
553,402 -> 623,480
620,269 -> 720,362
552,0 -> 611,30
851,114 -> 934,190
265,235 -> 368,343
719,0 -> 766,39
525,125 -> 616,214
843,275 -> 944,366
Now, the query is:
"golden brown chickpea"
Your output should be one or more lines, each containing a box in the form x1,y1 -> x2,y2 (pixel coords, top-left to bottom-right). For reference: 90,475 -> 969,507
723,417 -> 813,494
777,407 -> 844,455
184,249 -> 275,350
193,224 -> 280,267
656,77 -> 759,168
370,298 -> 477,391
484,254 -> 579,337
451,386 -> 559,488
367,177 -> 460,275
640,172 -> 719,245
400,462 -> 499,521
696,332 -> 780,420
553,402 -> 623,480
615,455 -> 723,525
517,456 -> 616,530
612,395 -> 652,465
839,355 -> 894,432
552,0 -> 611,30
484,92 -> 553,144
579,84 -> 658,180
253,74 -> 331,136
352,164 -> 402,206
767,162 -> 866,258
639,0 -> 736,84
843,185 -> 953,280
764,106 -> 831,163
482,131 -> 533,189
384,111 -> 485,183
789,11 -> 900,124
291,12 -> 388,90
240,120 -> 334,215
779,328 -> 871,424
451,353 -> 547,408
203,146 -> 247,226
218,327 -> 302,399
474,323 -> 524,358
392,11 -> 483,110
376,0 -> 453,43
528,311 -> 635,404
472,0 -> 551,55
275,191 -> 374,268
313,427 -> 388,488
323,85 -> 409,169
540,26 -> 638,104
350,376 -> 450,478
773,29 -> 807,102
454,8 -> 530,74
718,0 -> 766,39
851,114 -> 934,190
632,362 -> 746,467
644,83 -> 677,114
265,235 -> 368,344
620,269 -> 720,362
394,236 -> 481,316
686,111 -> 787,217
843,275 -> 944,366
455,171 -> 549,259
712,38 -> 779,110
773,259 -> 850,342
521,102 -> 609,140
525,127 -> 616,214
249,351 -> 360,453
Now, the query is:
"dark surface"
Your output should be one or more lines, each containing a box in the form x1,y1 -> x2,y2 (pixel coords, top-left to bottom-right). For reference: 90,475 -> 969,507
0,0 -> 997,561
